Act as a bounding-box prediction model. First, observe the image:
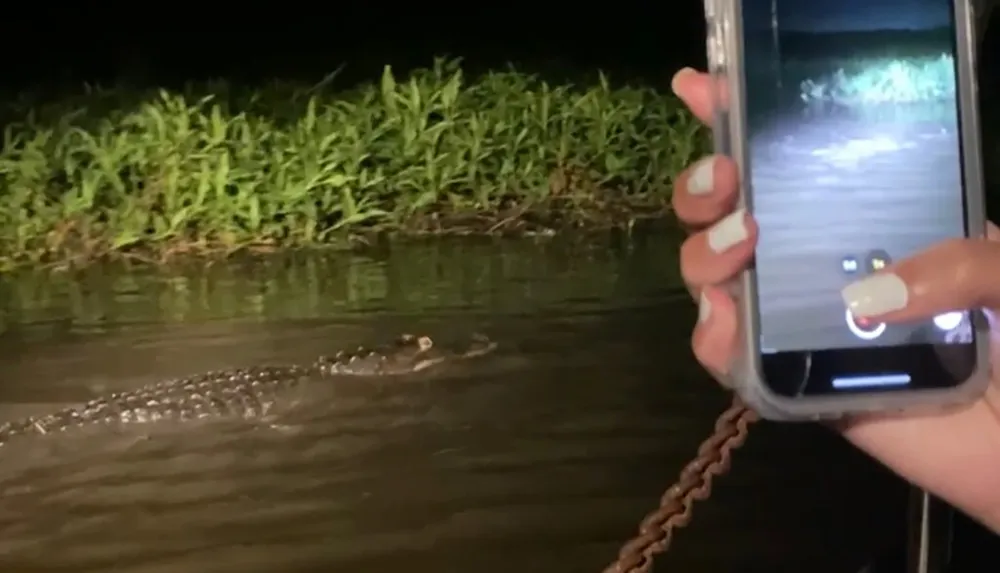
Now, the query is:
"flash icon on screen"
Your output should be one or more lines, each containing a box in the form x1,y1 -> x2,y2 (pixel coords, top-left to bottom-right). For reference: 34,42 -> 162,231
865,249 -> 892,274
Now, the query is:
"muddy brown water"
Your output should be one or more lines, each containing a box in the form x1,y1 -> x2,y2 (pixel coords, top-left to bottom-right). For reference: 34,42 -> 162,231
0,237 -> 906,572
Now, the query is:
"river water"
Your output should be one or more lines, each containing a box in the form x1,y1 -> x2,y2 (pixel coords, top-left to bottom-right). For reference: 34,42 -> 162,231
0,235 -> 908,573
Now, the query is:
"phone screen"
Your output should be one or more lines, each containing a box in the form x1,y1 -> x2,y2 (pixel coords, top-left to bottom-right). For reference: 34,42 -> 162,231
739,0 -> 980,396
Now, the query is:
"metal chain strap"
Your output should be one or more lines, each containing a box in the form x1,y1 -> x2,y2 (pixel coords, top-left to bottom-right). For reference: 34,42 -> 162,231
603,397 -> 758,573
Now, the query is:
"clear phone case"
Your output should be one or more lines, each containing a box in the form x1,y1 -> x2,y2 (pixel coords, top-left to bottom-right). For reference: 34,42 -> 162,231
702,0 -> 991,421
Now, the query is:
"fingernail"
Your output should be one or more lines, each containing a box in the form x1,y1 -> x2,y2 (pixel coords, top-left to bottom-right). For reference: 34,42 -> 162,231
841,273 -> 909,317
688,156 -> 715,195
671,67 -> 696,95
707,208 -> 748,253
698,291 -> 712,323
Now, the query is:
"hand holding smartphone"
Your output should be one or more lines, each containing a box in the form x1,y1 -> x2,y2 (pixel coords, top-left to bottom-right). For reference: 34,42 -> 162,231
704,0 -> 990,420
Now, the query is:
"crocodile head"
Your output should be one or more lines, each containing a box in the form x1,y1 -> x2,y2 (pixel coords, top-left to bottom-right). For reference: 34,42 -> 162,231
316,333 -> 497,376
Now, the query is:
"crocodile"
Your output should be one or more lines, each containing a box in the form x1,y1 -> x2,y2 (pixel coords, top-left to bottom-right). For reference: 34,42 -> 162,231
0,333 -> 496,447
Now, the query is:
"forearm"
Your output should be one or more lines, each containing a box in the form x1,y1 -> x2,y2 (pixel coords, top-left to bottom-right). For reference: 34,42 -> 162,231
841,400 -> 1000,536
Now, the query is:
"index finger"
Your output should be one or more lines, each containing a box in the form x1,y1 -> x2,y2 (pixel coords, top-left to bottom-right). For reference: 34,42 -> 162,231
671,68 -> 716,125
841,225 -> 1000,322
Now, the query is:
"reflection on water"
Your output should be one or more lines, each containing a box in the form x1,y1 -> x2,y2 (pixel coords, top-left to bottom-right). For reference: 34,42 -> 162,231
0,236 -> 905,572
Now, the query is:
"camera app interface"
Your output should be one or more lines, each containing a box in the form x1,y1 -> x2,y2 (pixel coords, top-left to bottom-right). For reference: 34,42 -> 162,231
742,0 -> 971,353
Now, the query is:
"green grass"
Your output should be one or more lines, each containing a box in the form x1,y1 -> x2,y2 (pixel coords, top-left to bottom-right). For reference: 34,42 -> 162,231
0,58 -> 707,271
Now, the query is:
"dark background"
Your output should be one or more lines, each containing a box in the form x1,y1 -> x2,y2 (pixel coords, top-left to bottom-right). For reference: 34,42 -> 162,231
3,4 -> 995,87
765,0 -> 953,31
2,2 -> 999,570
4,4 -> 711,91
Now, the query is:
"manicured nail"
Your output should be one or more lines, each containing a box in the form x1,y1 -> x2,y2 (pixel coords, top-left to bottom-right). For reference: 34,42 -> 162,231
841,273 -> 909,317
698,291 -> 712,324
671,67 -> 696,95
707,209 -> 748,253
688,156 -> 715,195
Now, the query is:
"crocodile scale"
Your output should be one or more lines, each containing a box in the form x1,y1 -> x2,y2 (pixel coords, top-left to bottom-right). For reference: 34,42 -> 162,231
0,365 -> 316,447
0,333 -> 496,448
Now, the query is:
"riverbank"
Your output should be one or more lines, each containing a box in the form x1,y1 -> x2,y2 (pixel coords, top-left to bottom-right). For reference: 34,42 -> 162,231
0,58 -> 707,271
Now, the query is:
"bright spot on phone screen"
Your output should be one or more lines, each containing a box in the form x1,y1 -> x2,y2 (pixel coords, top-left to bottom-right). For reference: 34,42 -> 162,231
933,311 -> 964,331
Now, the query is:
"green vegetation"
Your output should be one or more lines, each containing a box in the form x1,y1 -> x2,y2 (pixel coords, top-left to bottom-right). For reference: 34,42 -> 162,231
797,54 -> 955,106
0,58 -> 706,270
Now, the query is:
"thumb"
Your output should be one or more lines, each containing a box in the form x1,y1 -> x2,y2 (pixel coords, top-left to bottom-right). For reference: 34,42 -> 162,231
841,226 -> 1000,323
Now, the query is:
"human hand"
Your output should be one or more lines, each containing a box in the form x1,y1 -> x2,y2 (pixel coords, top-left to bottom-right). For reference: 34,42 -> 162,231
670,67 -> 1000,533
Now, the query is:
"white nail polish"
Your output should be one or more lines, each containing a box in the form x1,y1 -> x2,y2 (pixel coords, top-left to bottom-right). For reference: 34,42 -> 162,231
707,208 -> 748,253
688,157 -> 715,195
698,292 -> 712,323
841,273 -> 909,317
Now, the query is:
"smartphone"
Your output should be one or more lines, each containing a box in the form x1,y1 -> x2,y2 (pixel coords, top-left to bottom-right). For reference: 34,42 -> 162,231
704,0 -> 990,420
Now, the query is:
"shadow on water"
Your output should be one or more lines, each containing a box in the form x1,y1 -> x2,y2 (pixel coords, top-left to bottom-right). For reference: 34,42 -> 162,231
0,234 -> 906,572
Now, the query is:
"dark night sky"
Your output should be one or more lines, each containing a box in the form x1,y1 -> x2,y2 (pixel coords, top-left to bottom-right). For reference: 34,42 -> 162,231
746,0 -> 954,32
0,3 -> 994,97
785,0 -> 952,32
0,3 -> 707,91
